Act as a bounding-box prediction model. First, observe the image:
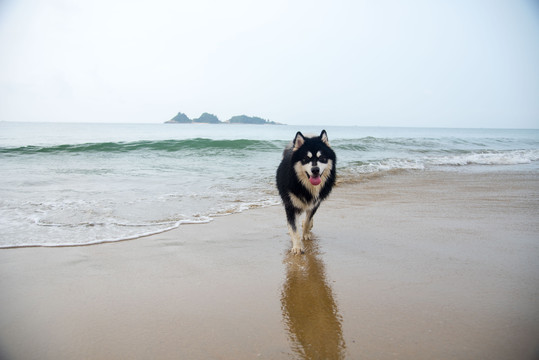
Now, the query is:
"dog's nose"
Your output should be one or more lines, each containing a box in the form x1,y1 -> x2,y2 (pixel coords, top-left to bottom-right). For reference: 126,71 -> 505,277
311,166 -> 320,176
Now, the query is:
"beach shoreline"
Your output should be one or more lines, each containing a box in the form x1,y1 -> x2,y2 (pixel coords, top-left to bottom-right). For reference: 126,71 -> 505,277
1,170 -> 538,359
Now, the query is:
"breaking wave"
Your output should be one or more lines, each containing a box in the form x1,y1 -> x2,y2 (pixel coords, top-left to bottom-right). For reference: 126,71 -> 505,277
340,149 -> 539,175
0,138 -> 283,155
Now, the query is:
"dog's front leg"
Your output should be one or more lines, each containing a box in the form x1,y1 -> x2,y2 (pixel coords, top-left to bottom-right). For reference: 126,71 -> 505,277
302,204 -> 320,241
286,206 -> 303,255
302,216 -> 313,241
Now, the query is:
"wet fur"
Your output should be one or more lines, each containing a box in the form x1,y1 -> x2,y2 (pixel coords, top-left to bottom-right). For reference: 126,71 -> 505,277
276,130 -> 336,254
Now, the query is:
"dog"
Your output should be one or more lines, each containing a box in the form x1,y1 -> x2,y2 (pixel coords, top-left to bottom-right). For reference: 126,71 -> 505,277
276,130 -> 336,254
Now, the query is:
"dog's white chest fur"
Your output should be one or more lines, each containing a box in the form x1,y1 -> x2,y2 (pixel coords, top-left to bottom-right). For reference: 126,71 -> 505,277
288,192 -> 320,212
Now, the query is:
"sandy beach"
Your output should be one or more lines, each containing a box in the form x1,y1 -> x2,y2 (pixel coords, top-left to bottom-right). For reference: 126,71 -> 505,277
1,170 -> 538,360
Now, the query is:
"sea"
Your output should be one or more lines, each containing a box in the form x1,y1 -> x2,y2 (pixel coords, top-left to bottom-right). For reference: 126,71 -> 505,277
1,122 -> 538,248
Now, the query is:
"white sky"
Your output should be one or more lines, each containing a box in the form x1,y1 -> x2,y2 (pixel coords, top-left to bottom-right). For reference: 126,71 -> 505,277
1,0 -> 538,128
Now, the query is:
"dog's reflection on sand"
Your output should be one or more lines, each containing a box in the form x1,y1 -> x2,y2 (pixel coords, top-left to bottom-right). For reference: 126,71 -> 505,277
281,238 -> 346,359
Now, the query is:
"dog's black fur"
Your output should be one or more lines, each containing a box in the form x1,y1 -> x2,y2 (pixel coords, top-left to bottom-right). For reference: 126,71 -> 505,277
276,130 -> 336,254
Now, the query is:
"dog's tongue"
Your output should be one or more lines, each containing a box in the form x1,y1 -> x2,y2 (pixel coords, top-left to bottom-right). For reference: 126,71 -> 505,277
309,176 -> 321,186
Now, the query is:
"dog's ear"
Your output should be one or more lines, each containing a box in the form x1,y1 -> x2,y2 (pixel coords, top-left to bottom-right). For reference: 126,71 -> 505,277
293,132 -> 305,151
320,130 -> 329,146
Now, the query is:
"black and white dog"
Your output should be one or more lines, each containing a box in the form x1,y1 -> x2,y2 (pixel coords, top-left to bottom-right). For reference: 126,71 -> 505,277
276,130 -> 336,254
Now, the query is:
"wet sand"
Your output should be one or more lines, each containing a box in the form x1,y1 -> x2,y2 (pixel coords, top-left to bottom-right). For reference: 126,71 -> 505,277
1,170 -> 538,359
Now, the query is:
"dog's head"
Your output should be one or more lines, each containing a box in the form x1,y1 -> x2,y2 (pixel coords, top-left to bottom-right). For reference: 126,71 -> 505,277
291,130 -> 336,187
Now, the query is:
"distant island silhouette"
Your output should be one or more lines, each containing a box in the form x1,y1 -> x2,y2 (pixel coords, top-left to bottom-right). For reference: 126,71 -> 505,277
165,112 -> 283,125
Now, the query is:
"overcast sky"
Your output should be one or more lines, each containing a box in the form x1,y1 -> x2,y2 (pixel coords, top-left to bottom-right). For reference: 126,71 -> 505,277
1,0 -> 538,128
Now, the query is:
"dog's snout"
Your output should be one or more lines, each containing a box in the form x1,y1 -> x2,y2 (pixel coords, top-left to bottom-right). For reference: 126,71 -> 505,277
311,166 -> 320,175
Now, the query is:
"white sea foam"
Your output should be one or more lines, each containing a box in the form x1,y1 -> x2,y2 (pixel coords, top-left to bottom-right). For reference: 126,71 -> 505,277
428,149 -> 539,166
0,217 -> 213,249
343,149 -> 539,175
210,198 -> 281,217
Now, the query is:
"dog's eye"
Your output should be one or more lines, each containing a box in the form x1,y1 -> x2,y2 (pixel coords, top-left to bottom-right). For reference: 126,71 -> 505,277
318,155 -> 328,163
301,157 -> 310,165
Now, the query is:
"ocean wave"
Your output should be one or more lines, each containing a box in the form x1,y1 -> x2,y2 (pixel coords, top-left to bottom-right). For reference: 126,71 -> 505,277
0,138 -> 283,155
0,217 -> 213,249
209,198 -> 281,216
332,136 -> 539,154
427,150 -> 539,166
0,195 -> 282,249
340,149 -> 539,176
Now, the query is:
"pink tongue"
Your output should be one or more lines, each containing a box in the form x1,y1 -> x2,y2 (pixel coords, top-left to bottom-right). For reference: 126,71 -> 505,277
309,176 -> 321,186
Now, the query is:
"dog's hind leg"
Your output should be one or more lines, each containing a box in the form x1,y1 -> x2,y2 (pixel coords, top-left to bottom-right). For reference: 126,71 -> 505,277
302,203 -> 320,241
286,206 -> 303,255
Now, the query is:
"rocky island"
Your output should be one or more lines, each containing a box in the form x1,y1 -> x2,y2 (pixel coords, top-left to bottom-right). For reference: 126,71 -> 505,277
165,112 -> 281,125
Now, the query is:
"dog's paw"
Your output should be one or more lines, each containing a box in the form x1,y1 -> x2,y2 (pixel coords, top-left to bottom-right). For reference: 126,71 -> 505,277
290,247 -> 304,255
302,232 -> 312,241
